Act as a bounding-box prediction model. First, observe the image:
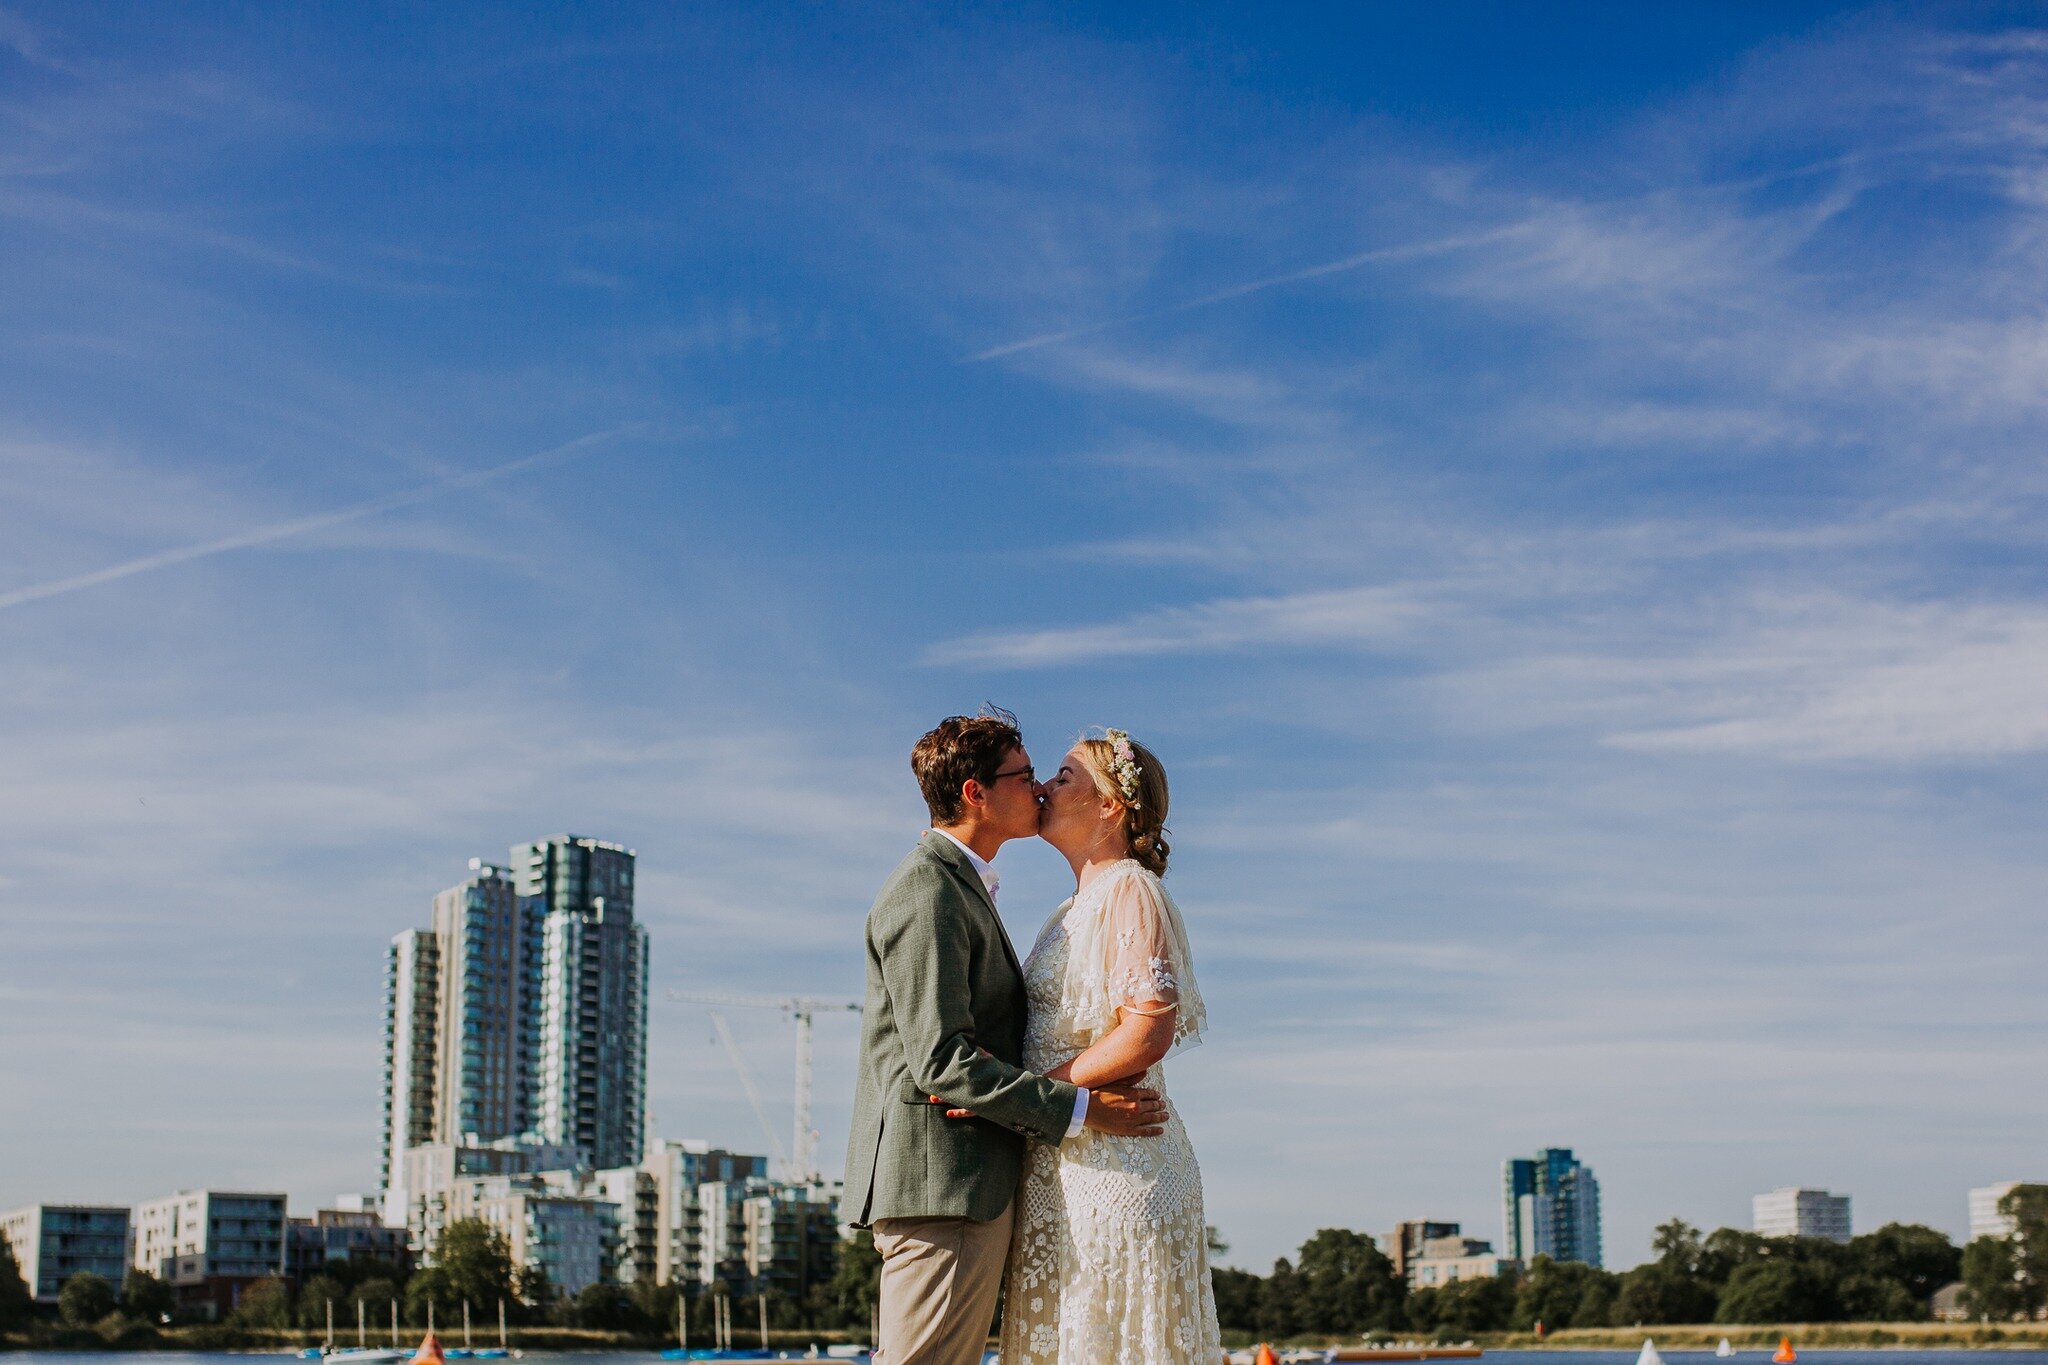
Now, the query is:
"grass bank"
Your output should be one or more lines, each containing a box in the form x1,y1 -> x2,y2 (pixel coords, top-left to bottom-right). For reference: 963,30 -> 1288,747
1476,1323 -> 2048,1350
1212,1324 -> 2048,1353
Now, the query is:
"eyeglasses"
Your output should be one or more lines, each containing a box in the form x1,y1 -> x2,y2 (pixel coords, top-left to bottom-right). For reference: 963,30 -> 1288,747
989,765 -> 1036,784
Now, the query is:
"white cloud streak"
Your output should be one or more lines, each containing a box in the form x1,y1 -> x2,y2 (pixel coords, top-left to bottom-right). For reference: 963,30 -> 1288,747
964,223 -> 1531,362
923,582 -> 1432,668
0,428 -> 634,612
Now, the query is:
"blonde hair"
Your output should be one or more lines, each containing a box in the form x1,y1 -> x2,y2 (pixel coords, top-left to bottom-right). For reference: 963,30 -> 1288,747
1074,734 -> 1170,876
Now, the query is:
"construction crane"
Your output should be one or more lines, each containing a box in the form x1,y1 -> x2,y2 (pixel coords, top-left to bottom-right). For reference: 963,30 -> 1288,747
669,990 -> 861,1182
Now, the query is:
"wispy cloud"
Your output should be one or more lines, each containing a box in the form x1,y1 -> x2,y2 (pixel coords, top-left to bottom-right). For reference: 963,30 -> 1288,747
1603,596 -> 2048,760
965,223 -> 1531,361
924,582 -> 1433,668
0,429 -> 634,612
0,6 -> 72,73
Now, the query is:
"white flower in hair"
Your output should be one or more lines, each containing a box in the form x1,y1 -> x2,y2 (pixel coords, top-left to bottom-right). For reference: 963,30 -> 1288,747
1102,728 -> 1143,808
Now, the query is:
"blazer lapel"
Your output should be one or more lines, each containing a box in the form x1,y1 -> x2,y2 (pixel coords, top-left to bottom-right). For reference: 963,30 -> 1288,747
921,831 -> 1025,979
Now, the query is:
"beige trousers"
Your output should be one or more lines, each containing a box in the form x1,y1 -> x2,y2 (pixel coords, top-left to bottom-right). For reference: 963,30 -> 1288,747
871,1204 -> 1015,1365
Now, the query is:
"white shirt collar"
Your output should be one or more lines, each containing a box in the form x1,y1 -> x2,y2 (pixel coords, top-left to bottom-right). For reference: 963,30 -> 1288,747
930,828 -> 999,905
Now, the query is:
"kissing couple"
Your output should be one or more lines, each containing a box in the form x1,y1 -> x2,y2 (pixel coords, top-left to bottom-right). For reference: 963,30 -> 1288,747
843,708 -> 1225,1364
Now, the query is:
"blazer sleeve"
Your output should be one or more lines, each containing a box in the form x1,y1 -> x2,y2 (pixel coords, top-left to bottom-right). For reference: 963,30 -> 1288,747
870,882 -> 1079,1143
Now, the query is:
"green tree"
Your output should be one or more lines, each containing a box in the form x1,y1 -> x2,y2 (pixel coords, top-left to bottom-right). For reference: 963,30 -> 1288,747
1613,1263 -> 1716,1326
1835,1273 -> 1918,1321
817,1232 -> 880,1332
1406,1274 -> 1517,1335
1715,1260 -> 1835,1324
229,1276 -> 293,1329
1210,1266 -> 1263,1334
59,1272 -> 118,1327
1698,1228 -> 1770,1288
2001,1184 -> 2048,1316
122,1269 -> 176,1324
1512,1255 -> 1619,1331
349,1275 -> 401,1330
1848,1223 -> 1961,1308
568,1282 -> 638,1332
408,1220 -> 524,1327
405,1268 -> 451,1328
0,1236 -> 34,1332
1293,1228 -> 1406,1334
1962,1236 -> 2026,1320
433,1220 -> 520,1314
297,1274 -> 349,1330
631,1278 -> 682,1337
1575,1274 -> 1617,1328
1256,1257 -> 1306,1339
1652,1220 -> 1706,1275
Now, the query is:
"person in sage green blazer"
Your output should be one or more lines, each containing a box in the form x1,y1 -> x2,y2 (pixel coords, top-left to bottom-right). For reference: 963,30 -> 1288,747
844,709 -> 1168,1365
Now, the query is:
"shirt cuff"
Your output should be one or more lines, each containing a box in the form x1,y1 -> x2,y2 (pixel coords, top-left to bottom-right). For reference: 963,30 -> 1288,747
1065,1088 -> 1089,1138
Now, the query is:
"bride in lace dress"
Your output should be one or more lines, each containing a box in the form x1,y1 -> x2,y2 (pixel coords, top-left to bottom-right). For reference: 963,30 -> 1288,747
997,730 -> 1225,1365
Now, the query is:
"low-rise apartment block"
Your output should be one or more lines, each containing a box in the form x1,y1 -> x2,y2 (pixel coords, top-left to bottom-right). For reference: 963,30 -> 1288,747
1409,1234 -> 1516,1288
129,1191 -> 287,1320
1753,1187 -> 1851,1243
1381,1220 -> 1462,1281
0,1205 -> 131,1303
285,1210 -> 411,1288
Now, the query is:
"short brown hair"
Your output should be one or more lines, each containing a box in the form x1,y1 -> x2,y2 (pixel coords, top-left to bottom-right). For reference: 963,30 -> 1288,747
912,707 -> 1023,825
1073,734 -> 1171,875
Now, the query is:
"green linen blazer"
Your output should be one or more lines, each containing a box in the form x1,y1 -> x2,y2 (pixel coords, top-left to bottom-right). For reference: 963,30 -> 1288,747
843,831 -> 1079,1226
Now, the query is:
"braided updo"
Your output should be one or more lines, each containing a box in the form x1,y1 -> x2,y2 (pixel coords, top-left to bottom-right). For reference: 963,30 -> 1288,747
1075,734 -> 1171,876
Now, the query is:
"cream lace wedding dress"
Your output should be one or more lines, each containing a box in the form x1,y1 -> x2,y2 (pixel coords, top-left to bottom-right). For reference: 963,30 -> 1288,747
998,859 -> 1225,1365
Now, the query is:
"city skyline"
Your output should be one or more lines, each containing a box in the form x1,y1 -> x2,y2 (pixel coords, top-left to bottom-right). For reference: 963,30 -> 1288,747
6,1 -> 2048,1273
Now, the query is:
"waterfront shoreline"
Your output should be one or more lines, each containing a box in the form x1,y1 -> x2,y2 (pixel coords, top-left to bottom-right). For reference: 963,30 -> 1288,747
1470,1326 -> 2048,1351
9,1323 -> 2048,1354
0,1327 -> 852,1353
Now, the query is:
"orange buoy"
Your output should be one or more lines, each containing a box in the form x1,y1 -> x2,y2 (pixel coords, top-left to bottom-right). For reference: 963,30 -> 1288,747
411,1333 -> 446,1365
1255,1345 -> 1280,1365
1772,1338 -> 1796,1364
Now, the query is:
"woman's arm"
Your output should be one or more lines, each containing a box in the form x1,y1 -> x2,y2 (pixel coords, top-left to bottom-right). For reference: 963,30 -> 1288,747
1044,1001 -> 1177,1089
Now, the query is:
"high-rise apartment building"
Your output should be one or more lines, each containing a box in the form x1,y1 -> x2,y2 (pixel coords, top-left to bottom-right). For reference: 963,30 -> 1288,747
1970,1181 -> 2024,1242
382,929 -> 439,1221
519,836 -> 649,1172
381,840 -> 649,1226
382,861 -> 539,1224
432,862 -> 541,1147
0,1205 -> 131,1302
1503,1147 -> 1602,1267
1753,1187 -> 1851,1242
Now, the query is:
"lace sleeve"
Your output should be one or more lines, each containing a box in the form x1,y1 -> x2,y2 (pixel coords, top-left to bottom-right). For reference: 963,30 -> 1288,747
1063,865 -> 1207,1055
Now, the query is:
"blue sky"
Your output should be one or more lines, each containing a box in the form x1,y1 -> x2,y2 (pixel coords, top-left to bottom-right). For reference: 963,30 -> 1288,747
5,1 -> 2047,1272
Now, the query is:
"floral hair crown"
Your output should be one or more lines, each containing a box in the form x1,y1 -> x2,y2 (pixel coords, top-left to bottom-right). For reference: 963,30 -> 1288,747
1101,728 -> 1143,808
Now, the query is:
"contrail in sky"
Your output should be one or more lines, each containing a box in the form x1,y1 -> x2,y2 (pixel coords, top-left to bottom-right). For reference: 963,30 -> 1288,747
965,223 -> 1532,362
0,428 -> 633,612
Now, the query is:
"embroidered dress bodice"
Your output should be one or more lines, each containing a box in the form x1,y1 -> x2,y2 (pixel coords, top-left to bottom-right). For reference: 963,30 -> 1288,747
998,860 -> 1225,1365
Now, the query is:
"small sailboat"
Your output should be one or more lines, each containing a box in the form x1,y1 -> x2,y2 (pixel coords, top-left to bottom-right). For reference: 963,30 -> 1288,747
1637,1340 -> 1665,1365
1772,1339 -> 1796,1364
1717,1341 -> 1735,1358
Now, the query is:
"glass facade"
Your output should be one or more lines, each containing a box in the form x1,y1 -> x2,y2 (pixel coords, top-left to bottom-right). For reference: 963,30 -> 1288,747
0,1205 -> 132,1302
1502,1147 -> 1602,1268
520,837 -> 649,1172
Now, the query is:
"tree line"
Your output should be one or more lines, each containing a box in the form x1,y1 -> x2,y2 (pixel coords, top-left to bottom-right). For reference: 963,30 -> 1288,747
1211,1188 -> 2048,1338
